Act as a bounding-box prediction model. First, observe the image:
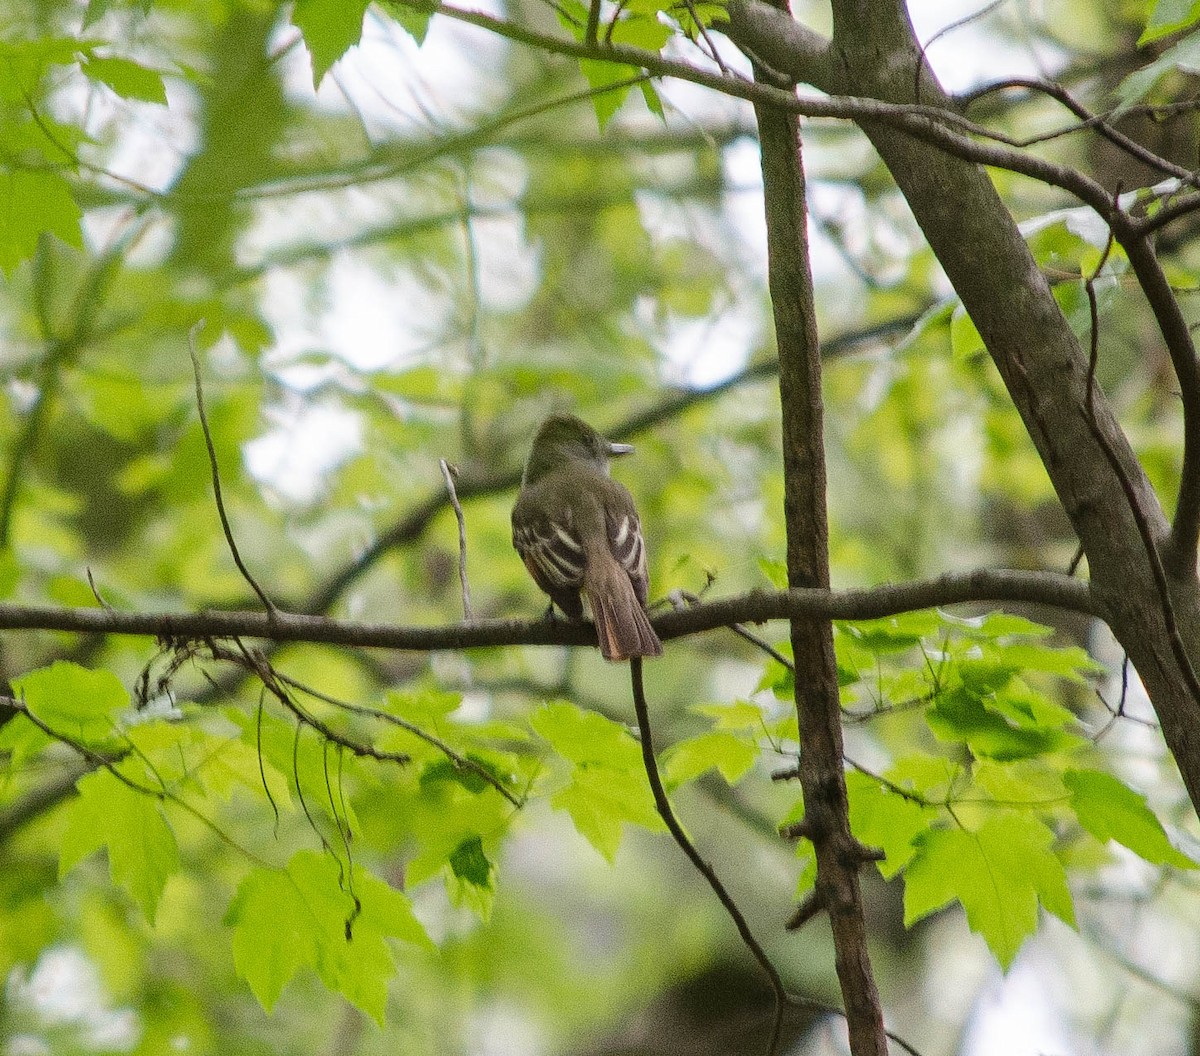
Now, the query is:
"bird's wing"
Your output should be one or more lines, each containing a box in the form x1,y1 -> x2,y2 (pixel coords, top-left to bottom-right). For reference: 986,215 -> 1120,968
604,502 -> 649,607
512,503 -> 587,592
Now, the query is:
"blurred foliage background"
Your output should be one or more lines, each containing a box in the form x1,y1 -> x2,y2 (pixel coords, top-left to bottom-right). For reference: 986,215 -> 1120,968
2,0 -> 1200,1053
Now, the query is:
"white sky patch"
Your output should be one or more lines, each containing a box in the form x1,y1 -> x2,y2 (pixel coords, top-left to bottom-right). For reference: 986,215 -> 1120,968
276,2 -> 509,137
909,0 -> 1066,91
258,256 -> 453,373
8,946 -> 140,1051
961,943 -> 1077,1056
245,401 -> 363,502
655,304 -> 761,388
97,77 -> 200,193
467,211 -> 542,313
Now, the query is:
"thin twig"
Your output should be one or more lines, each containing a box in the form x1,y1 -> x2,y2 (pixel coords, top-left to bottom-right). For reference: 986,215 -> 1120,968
14,702 -> 273,868
270,668 -> 524,808
629,657 -> 787,1056
188,325 -> 277,619
959,77 -> 1200,190
681,0 -> 730,74
86,568 -> 113,612
215,641 -> 413,770
440,459 -> 474,620
915,0 -> 1008,103
673,588 -> 793,668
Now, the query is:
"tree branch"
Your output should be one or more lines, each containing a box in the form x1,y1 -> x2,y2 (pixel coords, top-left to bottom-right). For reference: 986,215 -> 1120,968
0,569 -> 1100,649
795,0 -> 1200,819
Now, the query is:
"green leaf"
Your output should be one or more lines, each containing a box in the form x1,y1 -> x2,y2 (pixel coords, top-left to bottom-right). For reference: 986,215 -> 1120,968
385,687 -> 464,726
0,37 -> 82,101
839,610 -> 943,652
926,686 -> 1084,761
447,835 -> 496,921
846,772 -> 935,879
80,55 -> 167,103
13,661 -> 128,746
1140,0 -> 1200,43
1118,33 -> 1200,102
0,548 -> 20,598
0,712 -> 52,766
292,0 -> 370,87
549,764 -> 664,863
579,60 -> 638,130
537,710 -> 667,859
82,0 -> 110,28
377,0 -> 432,43
757,556 -> 788,589
950,304 -> 986,362
1064,769 -> 1197,869
0,169 -> 83,275
640,80 -> 664,121
60,769 -> 179,922
661,731 -> 757,789
532,701 -> 642,768
610,15 -> 671,51
693,699 -> 771,731
227,850 -> 431,1022
904,812 -> 1074,969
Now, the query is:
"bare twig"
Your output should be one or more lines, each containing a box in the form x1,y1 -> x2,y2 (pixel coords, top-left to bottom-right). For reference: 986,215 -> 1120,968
210,641 -> 413,769
188,326 -> 277,618
630,657 -> 786,1056
681,0 -> 730,75
13,702 -> 273,867
271,668 -> 524,808
86,568 -> 113,612
440,459 -> 474,620
672,589 -> 794,669
785,891 -> 824,931
1108,228 -> 1200,574
960,77 -> 1200,189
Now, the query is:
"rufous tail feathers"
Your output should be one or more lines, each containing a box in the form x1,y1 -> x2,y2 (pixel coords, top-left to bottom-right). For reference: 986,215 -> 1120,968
585,559 -> 663,662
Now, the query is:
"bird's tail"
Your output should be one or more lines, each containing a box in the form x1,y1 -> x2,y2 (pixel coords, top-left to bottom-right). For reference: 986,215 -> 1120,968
585,559 -> 663,662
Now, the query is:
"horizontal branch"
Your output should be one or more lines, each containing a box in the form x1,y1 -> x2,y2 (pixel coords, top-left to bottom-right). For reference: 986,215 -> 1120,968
0,570 -> 1101,652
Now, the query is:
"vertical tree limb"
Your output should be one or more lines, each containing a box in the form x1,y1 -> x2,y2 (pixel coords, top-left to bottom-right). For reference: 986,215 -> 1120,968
793,0 -> 1200,816
751,36 -> 888,1056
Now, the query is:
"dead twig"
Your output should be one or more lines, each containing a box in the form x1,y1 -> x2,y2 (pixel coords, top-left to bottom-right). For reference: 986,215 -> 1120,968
188,324 -> 277,619
440,458 -> 473,621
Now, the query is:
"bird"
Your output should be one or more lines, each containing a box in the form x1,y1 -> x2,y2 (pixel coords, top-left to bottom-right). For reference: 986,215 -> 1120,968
512,413 -> 663,662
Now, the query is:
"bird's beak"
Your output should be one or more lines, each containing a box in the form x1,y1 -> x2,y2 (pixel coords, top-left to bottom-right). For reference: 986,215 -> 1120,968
607,440 -> 634,457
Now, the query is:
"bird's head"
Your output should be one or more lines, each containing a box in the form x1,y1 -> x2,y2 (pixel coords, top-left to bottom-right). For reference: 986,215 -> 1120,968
521,414 -> 633,485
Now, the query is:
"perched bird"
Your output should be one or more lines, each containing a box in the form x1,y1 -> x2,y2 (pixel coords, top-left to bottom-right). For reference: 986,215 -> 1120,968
512,414 -> 663,662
